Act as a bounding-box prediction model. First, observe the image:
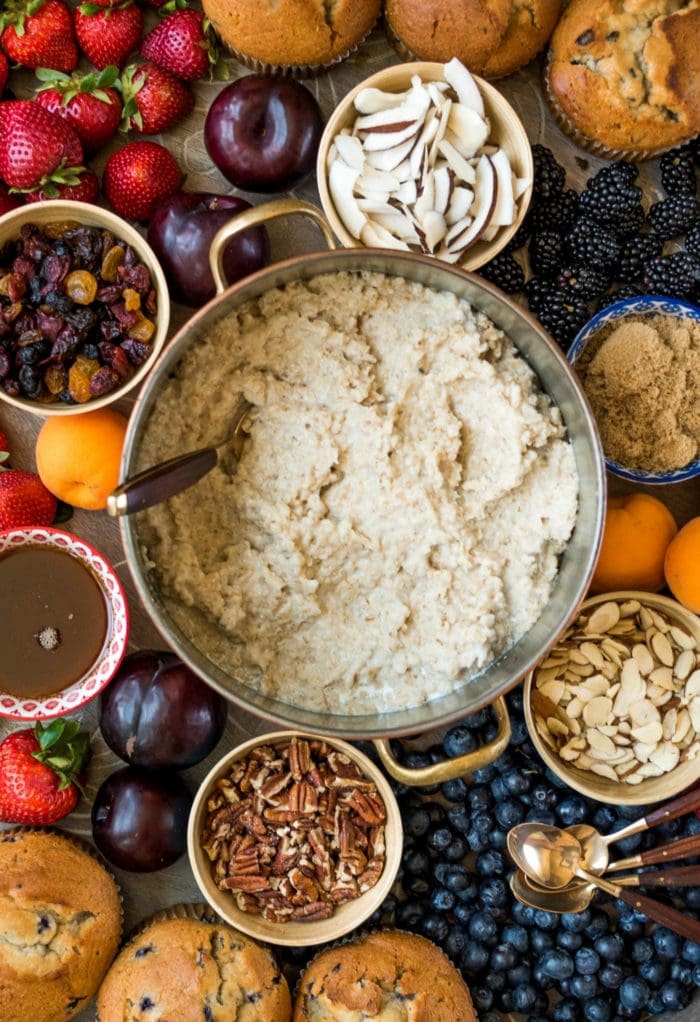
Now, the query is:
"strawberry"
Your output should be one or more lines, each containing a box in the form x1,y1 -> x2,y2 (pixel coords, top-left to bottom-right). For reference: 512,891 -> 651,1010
0,182 -> 22,216
25,167 -> 99,203
74,0 -> 143,71
0,0 -> 78,73
120,62 -> 193,135
35,65 -> 122,154
0,51 -> 8,94
140,8 -> 221,81
0,720 -> 90,825
0,100 -> 85,191
103,139 -> 181,221
0,469 -> 56,529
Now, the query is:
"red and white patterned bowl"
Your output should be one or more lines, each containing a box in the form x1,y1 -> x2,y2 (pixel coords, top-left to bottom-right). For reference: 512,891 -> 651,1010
0,527 -> 129,721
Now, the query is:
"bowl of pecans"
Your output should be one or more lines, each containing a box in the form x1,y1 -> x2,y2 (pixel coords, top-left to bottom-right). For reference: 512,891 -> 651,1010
188,731 -> 402,946
0,200 -> 169,415
524,591 -> 700,806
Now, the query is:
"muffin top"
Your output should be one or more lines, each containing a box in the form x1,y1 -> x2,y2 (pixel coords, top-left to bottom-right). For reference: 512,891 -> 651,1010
547,0 -> 700,153
202,0 -> 381,68
481,0 -> 561,78
0,829 -> 122,1022
97,915 -> 291,1022
293,930 -> 477,1021
385,0 -> 512,70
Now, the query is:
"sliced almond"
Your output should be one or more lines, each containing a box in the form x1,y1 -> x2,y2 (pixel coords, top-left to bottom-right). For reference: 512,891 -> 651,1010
648,741 -> 680,773
540,680 -> 565,705
587,603 -> 620,634
582,696 -> 613,727
586,729 -> 616,757
632,740 -> 656,764
630,721 -> 663,744
629,699 -> 660,727
648,666 -> 675,690
689,697 -> 700,733
685,670 -> 700,699
675,649 -> 696,682
547,716 -> 569,737
620,600 -> 641,617
639,607 -> 654,630
580,642 -> 605,670
672,707 -> 691,744
651,631 -> 674,667
632,643 -> 655,675
566,696 -> 583,719
670,626 -> 696,651
590,763 -> 620,782
650,610 -> 670,634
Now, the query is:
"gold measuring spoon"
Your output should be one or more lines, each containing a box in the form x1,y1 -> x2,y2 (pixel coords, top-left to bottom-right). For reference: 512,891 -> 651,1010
511,864 -> 700,914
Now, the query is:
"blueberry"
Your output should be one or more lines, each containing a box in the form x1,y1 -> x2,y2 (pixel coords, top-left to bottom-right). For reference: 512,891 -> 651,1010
593,806 -> 617,832
659,979 -> 690,1011
584,911 -> 609,939
507,964 -> 532,987
495,798 -> 526,828
503,768 -> 530,795
437,864 -> 468,892
685,814 -> 700,836
617,913 -> 645,939
490,776 -> 509,800
599,964 -> 625,990
682,939 -> 700,965
403,847 -> 430,875
561,910 -> 591,933
476,850 -> 505,876
630,937 -> 654,964
467,785 -> 491,811
512,902 -> 538,927
553,997 -> 580,1022
526,808 -> 557,826
584,996 -> 612,1022
530,928 -> 555,954
529,782 -> 558,811
693,964 -> 700,987
441,777 -> 468,803
640,960 -> 668,988
532,964 -> 556,992
501,924 -> 529,953
534,909 -> 559,931
653,926 -> 682,960
468,911 -> 498,944
618,976 -> 650,1011
556,796 -> 589,826
447,805 -> 470,834
479,878 -> 508,908
472,986 -> 494,1012
498,989 -> 515,1013
453,902 -> 474,926
670,960 -> 692,985
486,970 -> 506,993
471,810 -> 494,835
688,888 -> 700,911
595,933 -> 625,963
540,948 -> 575,980
575,947 -> 601,976
403,806 -> 431,837
466,829 -> 490,853
612,831 -> 643,857
443,725 -> 477,758
455,879 -> 479,903
444,836 -> 468,861
489,828 -> 508,850
444,925 -> 467,961
647,993 -> 666,1015
426,825 -> 452,851
557,930 -> 583,952
403,875 -> 430,897
420,912 -> 448,942
396,901 -> 424,928
472,763 -> 497,784
512,983 -> 538,1013
460,940 -> 489,975
401,753 -> 440,794
429,887 -> 455,913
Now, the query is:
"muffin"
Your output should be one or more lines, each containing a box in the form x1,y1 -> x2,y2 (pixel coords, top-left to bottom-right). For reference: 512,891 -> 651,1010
201,0 -> 381,75
97,914 -> 291,1022
385,0 -> 561,78
293,930 -> 477,1020
545,0 -> 700,158
0,829 -> 122,1022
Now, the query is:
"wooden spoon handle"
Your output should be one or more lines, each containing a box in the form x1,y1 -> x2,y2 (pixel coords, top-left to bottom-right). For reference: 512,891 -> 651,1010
107,448 -> 218,516
636,833 -> 700,867
632,864 -> 700,888
613,887 -> 700,943
644,787 -> 700,829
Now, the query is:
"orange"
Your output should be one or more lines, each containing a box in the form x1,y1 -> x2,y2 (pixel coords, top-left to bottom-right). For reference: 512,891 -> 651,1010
590,492 -> 678,594
665,516 -> 700,613
35,409 -> 128,511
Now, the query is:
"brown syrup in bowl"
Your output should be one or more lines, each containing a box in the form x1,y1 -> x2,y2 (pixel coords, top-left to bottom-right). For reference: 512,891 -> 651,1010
0,546 -> 109,699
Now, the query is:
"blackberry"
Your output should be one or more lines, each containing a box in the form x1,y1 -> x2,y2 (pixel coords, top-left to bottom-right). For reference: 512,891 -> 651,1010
504,214 -> 533,253
615,202 -> 646,238
478,253 -> 524,294
532,144 -> 565,200
685,220 -> 700,259
531,289 -> 590,350
647,193 -> 699,239
523,276 -> 556,313
555,266 -> 609,300
529,230 -> 565,277
617,233 -> 663,283
530,189 -> 579,233
643,251 -> 700,297
566,217 -> 621,271
578,172 -> 643,230
660,148 -> 697,195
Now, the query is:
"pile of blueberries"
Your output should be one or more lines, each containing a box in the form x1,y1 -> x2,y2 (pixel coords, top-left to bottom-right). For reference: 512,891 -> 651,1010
359,688 -> 700,1022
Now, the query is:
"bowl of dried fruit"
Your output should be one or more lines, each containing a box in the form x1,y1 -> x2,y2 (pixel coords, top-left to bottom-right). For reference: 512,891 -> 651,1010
0,200 -> 169,415
317,57 -> 533,270
524,591 -> 700,805
188,731 -> 402,946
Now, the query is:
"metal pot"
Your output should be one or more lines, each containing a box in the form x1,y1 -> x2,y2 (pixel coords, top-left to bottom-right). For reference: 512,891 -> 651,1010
118,199 -> 606,784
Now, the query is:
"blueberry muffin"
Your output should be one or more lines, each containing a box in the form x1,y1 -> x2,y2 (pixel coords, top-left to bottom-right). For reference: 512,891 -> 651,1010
293,930 -> 477,1020
96,914 -> 291,1022
546,0 -> 700,157
201,0 -> 381,74
0,829 -> 122,1022
385,0 -> 561,78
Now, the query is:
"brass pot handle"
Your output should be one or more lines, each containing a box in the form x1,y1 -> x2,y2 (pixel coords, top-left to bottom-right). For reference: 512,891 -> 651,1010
373,696 -> 511,787
209,198 -> 337,295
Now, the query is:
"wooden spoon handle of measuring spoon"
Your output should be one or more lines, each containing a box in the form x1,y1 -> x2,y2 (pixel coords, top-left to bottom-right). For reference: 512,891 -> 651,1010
580,869 -> 700,943
608,833 -> 700,873
627,864 -> 700,888
644,787 -> 700,829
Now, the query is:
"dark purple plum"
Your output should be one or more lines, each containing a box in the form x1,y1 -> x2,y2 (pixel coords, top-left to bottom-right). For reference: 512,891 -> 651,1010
147,192 -> 269,306
204,75 -> 324,193
99,651 -> 227,770
91,767 -> 192,872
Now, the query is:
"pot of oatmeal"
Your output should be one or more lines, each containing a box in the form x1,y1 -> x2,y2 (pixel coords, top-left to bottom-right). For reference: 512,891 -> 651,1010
117,199 -> 605,784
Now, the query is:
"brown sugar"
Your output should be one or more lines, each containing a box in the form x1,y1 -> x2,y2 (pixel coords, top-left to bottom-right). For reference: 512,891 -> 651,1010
577,314 -> 700,473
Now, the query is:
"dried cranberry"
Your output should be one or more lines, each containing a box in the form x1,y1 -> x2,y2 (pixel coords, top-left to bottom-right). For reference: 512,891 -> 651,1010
123,244 -> 138,268
81,343 -> 101,361
119,263 -> 151,293
41,254 -> 70,284
100,343 -> 131,378
0,351 -> 9,378
99,320 -> 123,343
19,366 -> 41,397
13,312 -> 37,336
89,366 -> 119,396
65,307 -> 97,341
23,235 -> 50,262
145,288 -> 158,316
3,378 -> 20,397
64,227 -> 102,272
110,303 -> 138,328
95,284 -> 122,304
120,339 -> 151,366
49,329 -> 80,364
12,256 -> 34,279
36,310 -> 64,342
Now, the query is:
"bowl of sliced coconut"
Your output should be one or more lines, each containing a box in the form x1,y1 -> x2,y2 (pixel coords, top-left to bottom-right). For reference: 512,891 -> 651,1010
317,58 -> 533,271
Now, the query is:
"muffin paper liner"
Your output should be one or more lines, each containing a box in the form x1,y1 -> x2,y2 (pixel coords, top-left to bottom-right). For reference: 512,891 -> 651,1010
221,21 -> 377,80
383,17 -> 420,64
542,51 -> 696,162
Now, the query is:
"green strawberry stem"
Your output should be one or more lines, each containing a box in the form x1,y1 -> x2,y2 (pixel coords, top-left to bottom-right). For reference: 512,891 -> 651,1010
35,65 -> 119,104
33,719 -> 90,794
0,0 -> 48,35
11,161 -> 87,198
117,64 -> 144,131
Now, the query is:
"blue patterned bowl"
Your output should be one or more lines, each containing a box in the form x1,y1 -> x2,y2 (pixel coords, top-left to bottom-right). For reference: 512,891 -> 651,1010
568,295 -> 700,484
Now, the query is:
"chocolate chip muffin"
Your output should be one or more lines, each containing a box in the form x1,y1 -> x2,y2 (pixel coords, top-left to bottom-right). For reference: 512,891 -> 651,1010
546,0 -> 700,157
96,914 -> 291,1022
0,829 -> 122,1022
293,930 -> 477,1020
201,0 -> 381,74
385,0 -> 561,78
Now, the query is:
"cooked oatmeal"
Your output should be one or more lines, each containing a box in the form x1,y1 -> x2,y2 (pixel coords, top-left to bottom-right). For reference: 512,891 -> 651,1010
137,272 -> 578,714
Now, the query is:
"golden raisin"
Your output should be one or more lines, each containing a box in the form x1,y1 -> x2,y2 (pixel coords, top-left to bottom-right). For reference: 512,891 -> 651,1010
43,220 -> 80,239
123,288 -> 141,312
101,245 -> 125,283
68,364 -> 92,403
44,366 -> 67,395
73,355 -> 100,380
128,313 -> 156,343
65,270 -> 98,305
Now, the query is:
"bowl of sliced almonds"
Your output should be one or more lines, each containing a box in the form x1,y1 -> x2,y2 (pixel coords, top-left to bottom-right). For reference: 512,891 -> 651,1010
317,58 -> 533,271
524,591 -> 700,805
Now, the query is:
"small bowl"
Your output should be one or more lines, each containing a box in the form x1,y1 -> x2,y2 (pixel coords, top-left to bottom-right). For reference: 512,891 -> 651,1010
316,61 -> 533,271
525,590 -> 700,806
568,295 -> 700,484
188,731 -> 403,946
0,526 -> 129,720
0,200 -> 170,417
